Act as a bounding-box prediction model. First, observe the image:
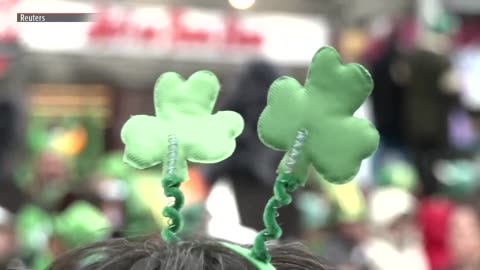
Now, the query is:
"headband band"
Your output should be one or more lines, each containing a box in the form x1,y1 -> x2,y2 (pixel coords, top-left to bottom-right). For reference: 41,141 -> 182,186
222,242 -> 276,270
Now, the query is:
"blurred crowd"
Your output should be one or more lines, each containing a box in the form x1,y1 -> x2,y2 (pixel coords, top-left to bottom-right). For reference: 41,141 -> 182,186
1,7 -> 480,270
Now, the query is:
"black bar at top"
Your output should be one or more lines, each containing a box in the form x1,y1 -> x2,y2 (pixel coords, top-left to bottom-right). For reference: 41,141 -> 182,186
17,13 -> 95,22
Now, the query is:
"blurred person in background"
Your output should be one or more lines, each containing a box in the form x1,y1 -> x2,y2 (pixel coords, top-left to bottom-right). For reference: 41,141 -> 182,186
90,153 -> 131,234
0,206 -> 25,269
0,41 -> 28,215
369,29 -> 409,175
472,115 -> 480,151
353,187 -> 428,270
28,150 -> 70,210
374,158 -> 452,269
89,178 -> 127,234
0,69 -> 19,175
453,41 -> 480,151
418,197 -> 453,270
368,18 -> 461,195
446,196 -> 480,270
29,201 -> 112,270
0,101 -> 27,214
94,151 -> 146,237
321,179 -> 369,270
203,61 -> 300,238
422,133 -> 480,270
400,25 -> 460,196
295,185 -> 332,256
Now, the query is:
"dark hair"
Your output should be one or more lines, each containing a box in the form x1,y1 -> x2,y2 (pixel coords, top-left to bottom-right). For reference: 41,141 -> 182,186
48,237 -> 334,270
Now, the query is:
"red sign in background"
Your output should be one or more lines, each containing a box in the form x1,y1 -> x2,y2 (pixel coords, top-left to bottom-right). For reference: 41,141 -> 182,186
88,7 -> 263,48
0,0 -> 19,41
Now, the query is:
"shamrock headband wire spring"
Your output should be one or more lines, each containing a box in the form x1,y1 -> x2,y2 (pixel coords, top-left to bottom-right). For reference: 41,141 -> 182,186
285,130 -> 308,174
161,134 -> 185,242
167,134 -> 178,176
248,129 -> 308,264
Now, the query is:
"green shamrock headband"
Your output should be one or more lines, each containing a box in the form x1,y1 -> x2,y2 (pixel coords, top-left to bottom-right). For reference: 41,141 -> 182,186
121,70 -> 244,241
120,46 -> 379,269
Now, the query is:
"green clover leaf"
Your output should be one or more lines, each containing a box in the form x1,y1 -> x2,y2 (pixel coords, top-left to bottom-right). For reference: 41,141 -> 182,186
258,46 -> 379,184
121,71 -> 244,179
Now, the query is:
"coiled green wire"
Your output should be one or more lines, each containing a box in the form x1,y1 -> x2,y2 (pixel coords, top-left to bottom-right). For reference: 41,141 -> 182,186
250,129 -> 307,263
250,173 -> 300,262
161,134 -> 184,242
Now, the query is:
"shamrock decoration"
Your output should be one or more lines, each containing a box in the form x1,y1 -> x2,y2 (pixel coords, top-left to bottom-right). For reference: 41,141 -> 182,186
258,46 -> 379,184
121,71 -> 244,179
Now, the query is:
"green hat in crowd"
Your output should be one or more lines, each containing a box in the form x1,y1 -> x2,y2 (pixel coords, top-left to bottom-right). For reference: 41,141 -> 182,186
376,160 -> 418,192
32,251 -> 54,270
428,12 -> 459,34
16,204 -> 53,254
97,151 -> 133,180
180,203 -> 207,238
295,191 -> 331,230
435,159 -> 480,197
54,201 -> 111,249
19,202 -> 111,270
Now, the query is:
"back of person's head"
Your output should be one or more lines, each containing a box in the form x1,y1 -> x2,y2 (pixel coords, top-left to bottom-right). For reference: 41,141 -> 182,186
48,237 -> 333,270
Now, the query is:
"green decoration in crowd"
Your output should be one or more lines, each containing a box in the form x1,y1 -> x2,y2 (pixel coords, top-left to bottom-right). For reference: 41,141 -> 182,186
54,201 -> 111,249
32,251 -> 54,270
16,205 -> 52,254
121,71 -> 244,242
26,117 -> 49,154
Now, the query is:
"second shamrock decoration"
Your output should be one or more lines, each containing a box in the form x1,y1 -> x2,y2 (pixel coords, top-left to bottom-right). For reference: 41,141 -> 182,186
250,46 -> 379,263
